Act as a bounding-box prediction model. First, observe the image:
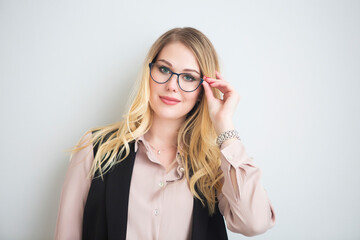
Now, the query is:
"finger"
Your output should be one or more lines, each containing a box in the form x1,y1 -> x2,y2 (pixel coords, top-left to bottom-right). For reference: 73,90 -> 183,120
204,78 -> 226,85
201,80 -> 216,102
203,72 -> 225,81
204,76 -> 224,82
215,71 -> 225,81
209,81 -> 234,94
211,81 -> 240,113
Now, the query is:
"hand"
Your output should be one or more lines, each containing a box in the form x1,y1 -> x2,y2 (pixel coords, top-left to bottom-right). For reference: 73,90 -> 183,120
201,71 -> 240,135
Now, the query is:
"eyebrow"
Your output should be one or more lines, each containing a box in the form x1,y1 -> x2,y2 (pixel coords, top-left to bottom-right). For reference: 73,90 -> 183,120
157,59 -> 200,75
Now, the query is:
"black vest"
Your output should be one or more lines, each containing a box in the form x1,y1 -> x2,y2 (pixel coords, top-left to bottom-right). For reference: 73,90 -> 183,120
82,132 -> 228,240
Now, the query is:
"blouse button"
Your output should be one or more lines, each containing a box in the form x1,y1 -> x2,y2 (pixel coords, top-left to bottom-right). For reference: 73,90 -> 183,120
153,209 -> 160,216
179,167 -> 184,172
158,181 -> 164,188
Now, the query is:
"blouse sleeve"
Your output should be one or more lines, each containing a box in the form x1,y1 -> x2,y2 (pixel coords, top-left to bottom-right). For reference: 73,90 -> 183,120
54,132 -> 94,240
217,138 -> 276,237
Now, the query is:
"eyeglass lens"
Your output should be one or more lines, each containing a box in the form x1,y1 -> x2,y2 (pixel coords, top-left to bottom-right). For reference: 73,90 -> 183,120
150,63 -> 201,92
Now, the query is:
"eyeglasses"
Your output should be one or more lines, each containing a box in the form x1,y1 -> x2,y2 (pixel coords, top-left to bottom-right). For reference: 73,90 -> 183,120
149,62 -> 204,92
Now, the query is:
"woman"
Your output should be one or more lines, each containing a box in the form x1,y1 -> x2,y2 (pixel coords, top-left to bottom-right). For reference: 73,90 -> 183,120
55,27 -> 276,240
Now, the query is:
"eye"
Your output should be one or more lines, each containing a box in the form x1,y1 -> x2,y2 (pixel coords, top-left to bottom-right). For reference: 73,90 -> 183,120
159,66 -> 170,74
183,74 -> 196,82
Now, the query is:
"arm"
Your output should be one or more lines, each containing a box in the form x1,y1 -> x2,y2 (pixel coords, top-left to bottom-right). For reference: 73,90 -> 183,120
54,132 -> 93,240
217,138 -> 276,237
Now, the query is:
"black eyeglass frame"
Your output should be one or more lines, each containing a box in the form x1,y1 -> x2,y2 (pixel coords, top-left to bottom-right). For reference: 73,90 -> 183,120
149,62 -> 204,92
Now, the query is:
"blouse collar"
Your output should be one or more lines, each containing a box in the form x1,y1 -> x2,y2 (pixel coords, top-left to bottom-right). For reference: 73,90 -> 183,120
134,134 -> 185,179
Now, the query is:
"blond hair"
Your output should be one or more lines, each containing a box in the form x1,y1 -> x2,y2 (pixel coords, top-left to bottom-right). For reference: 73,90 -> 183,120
68,27 -> 224,215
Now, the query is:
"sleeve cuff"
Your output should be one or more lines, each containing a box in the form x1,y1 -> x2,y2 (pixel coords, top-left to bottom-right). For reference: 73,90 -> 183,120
220,138 -> 255,168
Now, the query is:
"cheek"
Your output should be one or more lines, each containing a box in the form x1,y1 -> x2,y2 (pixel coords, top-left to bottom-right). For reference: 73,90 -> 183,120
149,80 -> 159,98
184,90 -> 201,106
192,88 -> 203,101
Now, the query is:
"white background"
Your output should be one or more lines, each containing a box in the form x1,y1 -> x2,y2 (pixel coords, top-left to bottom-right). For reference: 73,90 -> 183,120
0,0 -> 359,239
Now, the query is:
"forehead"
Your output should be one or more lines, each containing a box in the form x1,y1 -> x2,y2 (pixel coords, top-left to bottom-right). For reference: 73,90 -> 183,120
157,42 -> 200,72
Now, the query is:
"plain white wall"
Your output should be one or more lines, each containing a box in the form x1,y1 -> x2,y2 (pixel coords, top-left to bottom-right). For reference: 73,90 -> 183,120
1,0 -> 359,239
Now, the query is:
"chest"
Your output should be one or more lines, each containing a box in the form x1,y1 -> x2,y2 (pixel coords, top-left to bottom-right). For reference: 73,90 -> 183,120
126,150 -> 194,239
82,137 -> 228,240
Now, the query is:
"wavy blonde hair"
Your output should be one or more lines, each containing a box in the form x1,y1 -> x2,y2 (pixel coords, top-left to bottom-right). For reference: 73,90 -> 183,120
68,27 -> 224,215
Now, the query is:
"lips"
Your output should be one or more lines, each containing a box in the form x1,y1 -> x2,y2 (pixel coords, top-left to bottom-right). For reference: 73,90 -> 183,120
159,96 -> 181,105
160,96 -> 180,102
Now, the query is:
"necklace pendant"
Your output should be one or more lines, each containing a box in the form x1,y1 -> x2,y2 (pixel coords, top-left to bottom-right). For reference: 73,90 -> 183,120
157,150 -> 161,155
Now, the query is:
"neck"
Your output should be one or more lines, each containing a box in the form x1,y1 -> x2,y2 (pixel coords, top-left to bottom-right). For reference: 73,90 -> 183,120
144,114 -> 185,148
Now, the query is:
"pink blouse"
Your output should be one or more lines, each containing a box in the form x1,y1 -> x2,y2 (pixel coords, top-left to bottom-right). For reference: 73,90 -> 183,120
54,132 -> 276,239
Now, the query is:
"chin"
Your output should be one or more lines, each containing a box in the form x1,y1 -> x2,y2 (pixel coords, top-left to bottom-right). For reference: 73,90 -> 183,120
152,106 -> 185,119
157,111 -> 183,120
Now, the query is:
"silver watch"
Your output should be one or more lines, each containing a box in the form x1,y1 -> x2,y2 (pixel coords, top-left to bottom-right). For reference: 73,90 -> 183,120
216,129 -> 240,147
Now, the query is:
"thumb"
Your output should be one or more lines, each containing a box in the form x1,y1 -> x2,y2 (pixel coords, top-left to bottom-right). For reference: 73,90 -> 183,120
202,80 -> 216,103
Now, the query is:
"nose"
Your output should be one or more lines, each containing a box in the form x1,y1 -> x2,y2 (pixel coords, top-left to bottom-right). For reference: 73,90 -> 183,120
166,74 -> 179,92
